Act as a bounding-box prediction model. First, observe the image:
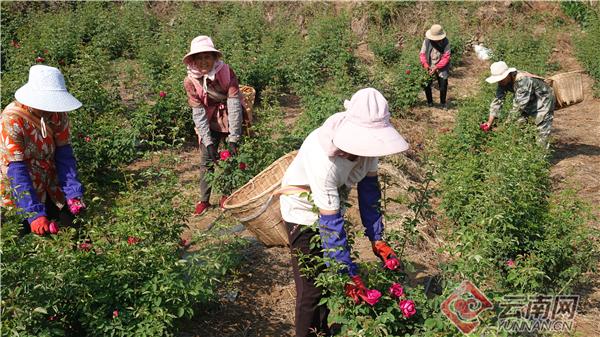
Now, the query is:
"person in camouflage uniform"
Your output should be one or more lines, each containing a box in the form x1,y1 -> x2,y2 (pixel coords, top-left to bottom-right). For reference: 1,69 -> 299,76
483,61 -> 555,147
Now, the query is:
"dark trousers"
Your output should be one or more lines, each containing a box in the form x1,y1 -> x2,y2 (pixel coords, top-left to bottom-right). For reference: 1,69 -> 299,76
424,74 -> 448,105
198,130 -> 228,202
21,197 -> 76,235
287,221 -> 330,337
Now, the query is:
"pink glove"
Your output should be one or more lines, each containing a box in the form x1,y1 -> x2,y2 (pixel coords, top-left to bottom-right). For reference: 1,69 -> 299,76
480,123 -> 490,132
67,198 -> 86,215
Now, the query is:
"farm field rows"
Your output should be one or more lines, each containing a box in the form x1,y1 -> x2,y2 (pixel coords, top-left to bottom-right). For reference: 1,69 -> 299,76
1,2 -> 599,337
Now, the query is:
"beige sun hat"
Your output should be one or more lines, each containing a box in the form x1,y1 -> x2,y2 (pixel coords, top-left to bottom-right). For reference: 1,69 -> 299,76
485,61 -> 517,83
330,88 -> 409,157
425,24 -> 446,41
182,35 -> 223,66
15,65 -> 82,112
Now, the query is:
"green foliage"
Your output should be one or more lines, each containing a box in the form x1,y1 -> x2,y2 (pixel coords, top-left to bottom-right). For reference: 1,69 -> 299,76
1,168 -> 248,337
488,28 -> 556,76
561,1 -> 598,27
573,7 -> 600,96
433,90 -> 598,294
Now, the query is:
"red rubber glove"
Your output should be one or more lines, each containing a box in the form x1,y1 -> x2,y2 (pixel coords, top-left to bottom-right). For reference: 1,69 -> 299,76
345,275 -> 367,304
31,216 -> 51,235
480,123 -> 490,132
373,241 -> 400,270
67,198 -> 86,215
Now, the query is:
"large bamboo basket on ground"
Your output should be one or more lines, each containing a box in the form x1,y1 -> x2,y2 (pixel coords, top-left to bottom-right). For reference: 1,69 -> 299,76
223,151 -> 298,247
547,71 -> 584,109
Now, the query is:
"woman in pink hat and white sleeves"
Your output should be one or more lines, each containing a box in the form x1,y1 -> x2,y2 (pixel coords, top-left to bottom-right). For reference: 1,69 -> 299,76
279,88 -> 410,337
182,36 -> 244,216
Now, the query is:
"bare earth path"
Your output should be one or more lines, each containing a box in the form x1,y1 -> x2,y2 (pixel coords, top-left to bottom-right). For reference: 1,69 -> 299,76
549,33 -> 600,336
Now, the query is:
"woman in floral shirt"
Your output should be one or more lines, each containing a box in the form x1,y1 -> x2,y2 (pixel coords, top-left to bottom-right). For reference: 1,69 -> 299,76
1,65 -> 85,235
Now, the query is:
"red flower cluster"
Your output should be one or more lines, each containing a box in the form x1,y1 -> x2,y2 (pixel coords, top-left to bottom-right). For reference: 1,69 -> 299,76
79,243 -> 92,252
159,91 -> 167,98
219,150 -> 231,161
127,236 -> 140,245
35,56 -> 45,63
389,282 -> 417,318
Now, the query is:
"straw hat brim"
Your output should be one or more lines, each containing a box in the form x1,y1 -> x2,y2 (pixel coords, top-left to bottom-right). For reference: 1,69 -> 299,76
15,84 -> 82,112
485,67 -> 517,83
182,47 -> 223,65
425,29 -> 446,41
332,119 -> 409,157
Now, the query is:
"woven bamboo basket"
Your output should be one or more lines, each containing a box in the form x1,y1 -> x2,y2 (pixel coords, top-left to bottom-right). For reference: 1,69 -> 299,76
548,71 -> 584,108
223,151 -> 298,247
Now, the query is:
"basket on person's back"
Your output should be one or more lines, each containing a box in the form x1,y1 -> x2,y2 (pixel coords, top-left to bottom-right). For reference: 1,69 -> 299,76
222,151 -> 297,246
546,71 -> 584,109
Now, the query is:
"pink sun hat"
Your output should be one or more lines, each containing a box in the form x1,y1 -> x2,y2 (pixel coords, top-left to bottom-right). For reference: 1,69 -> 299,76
332,88 -> 409,157
182,35 -> 223,66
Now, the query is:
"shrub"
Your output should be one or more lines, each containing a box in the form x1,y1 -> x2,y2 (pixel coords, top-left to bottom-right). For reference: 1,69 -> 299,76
433,90 -> 598,294
573,7 -> 600,96
1,167 -> 248,337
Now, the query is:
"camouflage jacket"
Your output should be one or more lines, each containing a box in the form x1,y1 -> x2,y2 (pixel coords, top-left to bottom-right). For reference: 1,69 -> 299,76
489,71 -> 555,121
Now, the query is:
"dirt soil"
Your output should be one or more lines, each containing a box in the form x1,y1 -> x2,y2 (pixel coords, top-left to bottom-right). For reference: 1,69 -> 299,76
548,32 -> 600,337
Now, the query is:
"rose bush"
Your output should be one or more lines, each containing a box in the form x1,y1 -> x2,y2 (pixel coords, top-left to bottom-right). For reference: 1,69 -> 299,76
1,167 -> 249,337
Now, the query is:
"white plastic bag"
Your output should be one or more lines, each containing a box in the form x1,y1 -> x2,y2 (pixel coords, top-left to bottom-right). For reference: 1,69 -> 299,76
474,44 -> 492,61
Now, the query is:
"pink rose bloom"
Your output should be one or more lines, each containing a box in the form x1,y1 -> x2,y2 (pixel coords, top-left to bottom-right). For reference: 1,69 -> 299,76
112,310 -> 119,318
85,136 -> 91,143
388,283 -> 404,298
399,299 -> 416,318
220,150 -> 231,161
363,289 -> 381,306
48,221 -> 59,234
159,91 -> 166,98
385,257 -> 400,270
67,198 -> 85,215
506,259 -> 515,267
127,236 -> 140,245
405,69 -> 411,75
79,243 -> 92,252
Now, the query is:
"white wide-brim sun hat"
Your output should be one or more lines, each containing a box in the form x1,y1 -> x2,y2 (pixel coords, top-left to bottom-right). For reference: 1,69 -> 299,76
182,35 -> 223,66
332,88 -> 409,157
485,61 -> 517,84
15,65 -> 82,112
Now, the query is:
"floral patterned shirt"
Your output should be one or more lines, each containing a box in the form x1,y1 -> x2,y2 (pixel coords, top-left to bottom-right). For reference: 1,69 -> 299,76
0,102 -> 71,208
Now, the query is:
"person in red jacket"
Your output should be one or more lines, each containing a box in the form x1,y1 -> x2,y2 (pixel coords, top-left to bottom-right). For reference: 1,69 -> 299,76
182,36 -> 244,215
419,24 -> 451,109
